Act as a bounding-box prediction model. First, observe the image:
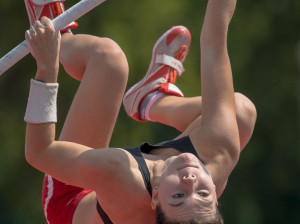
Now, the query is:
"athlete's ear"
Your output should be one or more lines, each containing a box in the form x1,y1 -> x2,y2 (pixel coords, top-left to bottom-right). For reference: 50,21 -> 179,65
214,185 -> 218,205
151,186 -> 159,210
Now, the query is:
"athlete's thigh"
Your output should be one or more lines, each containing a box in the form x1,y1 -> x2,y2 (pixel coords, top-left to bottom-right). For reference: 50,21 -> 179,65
73,191 -> 103,224
60,34 -> 108,80
59,34 -> 128,148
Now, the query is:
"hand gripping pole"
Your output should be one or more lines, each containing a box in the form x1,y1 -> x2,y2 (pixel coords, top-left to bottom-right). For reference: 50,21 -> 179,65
0,0 -> 106,76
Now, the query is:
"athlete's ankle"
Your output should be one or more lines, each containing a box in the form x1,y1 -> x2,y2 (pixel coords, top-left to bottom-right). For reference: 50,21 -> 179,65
140,91 -> 165,121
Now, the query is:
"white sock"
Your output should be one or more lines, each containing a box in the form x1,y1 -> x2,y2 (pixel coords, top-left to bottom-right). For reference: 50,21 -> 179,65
140,90 -> 165,121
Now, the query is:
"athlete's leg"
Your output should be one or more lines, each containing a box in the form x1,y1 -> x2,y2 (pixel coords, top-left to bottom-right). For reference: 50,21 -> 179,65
146,95 -> 201,131
123,26 -> 191,121
59,33 -> 129,148
148,92 -> 256,150
72,192 -> 102,224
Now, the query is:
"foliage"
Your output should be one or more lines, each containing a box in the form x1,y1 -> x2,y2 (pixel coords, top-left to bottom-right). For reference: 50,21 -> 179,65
0,0 -> 299,223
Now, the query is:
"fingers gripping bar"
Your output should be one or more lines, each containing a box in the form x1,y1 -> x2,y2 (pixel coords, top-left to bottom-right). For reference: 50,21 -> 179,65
0,0 -> 106,76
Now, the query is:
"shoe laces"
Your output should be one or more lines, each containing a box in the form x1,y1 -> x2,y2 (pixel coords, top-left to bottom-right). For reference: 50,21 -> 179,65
169,45 -> 187,84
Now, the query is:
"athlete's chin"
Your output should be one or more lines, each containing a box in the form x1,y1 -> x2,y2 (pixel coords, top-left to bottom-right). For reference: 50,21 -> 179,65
175,153 -> 200,168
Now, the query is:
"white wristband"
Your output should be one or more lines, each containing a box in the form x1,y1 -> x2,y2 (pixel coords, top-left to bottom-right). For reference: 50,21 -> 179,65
24,79 -> 59,124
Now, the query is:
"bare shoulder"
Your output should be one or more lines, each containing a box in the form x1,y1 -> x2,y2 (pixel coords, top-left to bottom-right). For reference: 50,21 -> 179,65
80,147 -> 139,173
74,189 -> 154,224
79,148 -> 154,223
79,147 -> 151,196
79,147 -> 140,185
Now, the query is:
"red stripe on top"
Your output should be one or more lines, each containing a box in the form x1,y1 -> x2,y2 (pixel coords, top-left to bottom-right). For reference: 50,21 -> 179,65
166,27 -> 191,46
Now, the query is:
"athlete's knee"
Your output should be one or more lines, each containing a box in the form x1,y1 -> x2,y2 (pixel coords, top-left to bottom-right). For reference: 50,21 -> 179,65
235,93 -> 257,123
60,35 -> 128,82
87,37 -> 129,82
234,92 -> 257,150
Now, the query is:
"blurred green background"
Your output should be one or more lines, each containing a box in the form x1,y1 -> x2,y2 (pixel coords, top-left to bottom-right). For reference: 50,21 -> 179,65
0,0 -> 299,223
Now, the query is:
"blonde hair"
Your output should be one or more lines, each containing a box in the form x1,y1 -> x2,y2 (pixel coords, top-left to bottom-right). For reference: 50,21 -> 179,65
155,204 -> 224,224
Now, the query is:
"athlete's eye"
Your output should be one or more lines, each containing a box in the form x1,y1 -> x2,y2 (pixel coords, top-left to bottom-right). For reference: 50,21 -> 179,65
198,192 -> 209,197
173,193 -> 184,198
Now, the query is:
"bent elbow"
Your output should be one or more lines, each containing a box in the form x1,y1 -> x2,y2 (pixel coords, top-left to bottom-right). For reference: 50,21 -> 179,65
24,142 -> 49,171
25,145 -> 38,168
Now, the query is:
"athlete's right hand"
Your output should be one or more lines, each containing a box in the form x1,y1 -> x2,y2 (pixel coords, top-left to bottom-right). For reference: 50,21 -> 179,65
25,16 -> 61,83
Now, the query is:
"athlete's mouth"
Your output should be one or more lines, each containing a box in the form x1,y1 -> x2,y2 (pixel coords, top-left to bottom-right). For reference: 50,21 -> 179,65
176,164 -> 200,170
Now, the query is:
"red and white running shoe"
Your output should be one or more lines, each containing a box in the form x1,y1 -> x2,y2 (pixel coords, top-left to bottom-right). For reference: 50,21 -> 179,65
24,0 -> 78,33
123,25 -> 191,121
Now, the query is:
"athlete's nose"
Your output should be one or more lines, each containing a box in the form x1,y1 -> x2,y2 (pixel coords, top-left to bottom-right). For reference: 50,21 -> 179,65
182,174 -> 197,185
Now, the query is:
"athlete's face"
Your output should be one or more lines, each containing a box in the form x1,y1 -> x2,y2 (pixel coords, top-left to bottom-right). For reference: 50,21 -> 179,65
152,153 -> 217,221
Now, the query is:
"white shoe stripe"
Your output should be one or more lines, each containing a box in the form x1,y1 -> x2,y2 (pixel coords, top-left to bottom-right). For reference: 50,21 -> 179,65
34,5 -> 44,20
155,54 -> 184,75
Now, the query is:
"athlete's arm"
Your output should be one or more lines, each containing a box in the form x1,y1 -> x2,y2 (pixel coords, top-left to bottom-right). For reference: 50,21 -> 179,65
189,0 -> 240,197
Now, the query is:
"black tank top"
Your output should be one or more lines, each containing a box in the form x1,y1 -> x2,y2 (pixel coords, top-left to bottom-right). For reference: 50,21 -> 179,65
140,135 -> 197,157
96,135 -> 197,224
